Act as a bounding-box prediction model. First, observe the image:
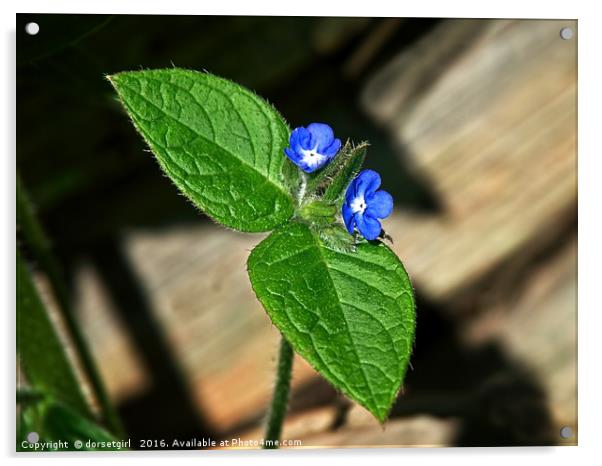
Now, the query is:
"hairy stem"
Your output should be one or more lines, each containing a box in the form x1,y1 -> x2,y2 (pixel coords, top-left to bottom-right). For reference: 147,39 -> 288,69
263,337 -> 294,449
17,173 -> 126,438
297,172 -> 308,204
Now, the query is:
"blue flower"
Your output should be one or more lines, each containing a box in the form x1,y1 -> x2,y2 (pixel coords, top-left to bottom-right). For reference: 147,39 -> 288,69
284,123 -> 342,173
342,169 -> 393,240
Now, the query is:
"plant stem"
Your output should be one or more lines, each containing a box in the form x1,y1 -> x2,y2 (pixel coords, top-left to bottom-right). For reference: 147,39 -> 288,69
297,172 -> 308,204
263,337 -> 294,449
17,173 -> 126,438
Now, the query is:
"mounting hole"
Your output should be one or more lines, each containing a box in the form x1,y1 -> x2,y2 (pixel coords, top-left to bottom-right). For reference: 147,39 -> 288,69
26,431 -> 39,443
560,27 -> 573,40
560,426 -> 573,439
24,22 -> 40,36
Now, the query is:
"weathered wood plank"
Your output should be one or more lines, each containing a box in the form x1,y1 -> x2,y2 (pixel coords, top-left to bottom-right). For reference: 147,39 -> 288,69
463,237 -> 577,441
123,227 -> 319,432
363,19 -> 576,303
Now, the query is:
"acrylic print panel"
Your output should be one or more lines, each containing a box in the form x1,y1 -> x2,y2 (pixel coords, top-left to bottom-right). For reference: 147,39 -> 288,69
16,14 -> 577,450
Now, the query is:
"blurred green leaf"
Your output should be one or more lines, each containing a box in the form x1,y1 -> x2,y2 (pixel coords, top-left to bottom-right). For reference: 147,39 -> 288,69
110,69 -> 297,232
247,221 -> 416,422
16,250 -> 90,417
17,175 -> 126,437
18,395 -> 122,451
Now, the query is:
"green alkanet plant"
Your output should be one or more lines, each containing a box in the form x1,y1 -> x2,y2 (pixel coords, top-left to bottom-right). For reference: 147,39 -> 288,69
108,68 -> 416,444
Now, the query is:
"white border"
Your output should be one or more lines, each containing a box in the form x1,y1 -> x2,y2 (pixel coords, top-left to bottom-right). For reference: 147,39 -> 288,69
1,0 -> 588,18
3,1 -> 601,465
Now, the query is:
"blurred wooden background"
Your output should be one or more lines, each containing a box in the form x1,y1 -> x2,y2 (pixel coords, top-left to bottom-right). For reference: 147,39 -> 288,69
20,17 -> 576,447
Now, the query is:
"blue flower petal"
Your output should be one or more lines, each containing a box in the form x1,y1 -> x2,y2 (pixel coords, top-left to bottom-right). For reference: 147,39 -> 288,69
306,123 -> 335,152
284,147 -> 302,163
356,213 -> 382,240
342,170 -> 393,240
288,128 -> 300,146
290,127 -> 311,152
299,162 -> 316,173
344,180 -> 357,206
365,190 -> 393,219
355,169 -> 381,197
323,138 -> 342,158
284,123 -> 341,173
342,203 -> 356,234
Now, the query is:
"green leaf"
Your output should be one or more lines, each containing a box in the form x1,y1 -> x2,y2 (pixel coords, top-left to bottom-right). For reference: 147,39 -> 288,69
18,395 -> 121,451
247,221 -> 415,422
17,251 -> 91,417
109,68 -> 297,232
322,142 -> 367,204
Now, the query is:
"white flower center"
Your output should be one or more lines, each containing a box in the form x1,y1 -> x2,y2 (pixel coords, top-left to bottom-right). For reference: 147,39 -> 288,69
350,196 -> 367,215
300,146 -> 327,169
